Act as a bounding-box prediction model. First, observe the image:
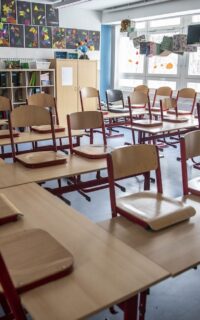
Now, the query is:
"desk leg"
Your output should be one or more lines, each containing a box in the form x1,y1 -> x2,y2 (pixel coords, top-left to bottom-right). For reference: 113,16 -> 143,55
118,295 -> 139,320
139,290 -> 148,320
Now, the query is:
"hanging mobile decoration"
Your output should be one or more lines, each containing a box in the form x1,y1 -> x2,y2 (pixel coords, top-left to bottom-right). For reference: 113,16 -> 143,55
166,62 -> 174,69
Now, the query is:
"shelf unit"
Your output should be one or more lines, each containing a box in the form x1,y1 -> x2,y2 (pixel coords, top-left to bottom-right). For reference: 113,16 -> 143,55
0,69 -> 55,107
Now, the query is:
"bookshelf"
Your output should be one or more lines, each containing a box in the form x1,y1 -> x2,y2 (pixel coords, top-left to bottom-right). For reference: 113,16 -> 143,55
0,69 -> 55,107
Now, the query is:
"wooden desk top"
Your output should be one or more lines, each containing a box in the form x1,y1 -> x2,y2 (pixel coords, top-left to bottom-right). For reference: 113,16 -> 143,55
0,183 -> 169,320
0,129 -> 83,146
99,195 -> 200,277
0,155 -> 107,189
104,109 -> 147,119
131,117 -> 198,134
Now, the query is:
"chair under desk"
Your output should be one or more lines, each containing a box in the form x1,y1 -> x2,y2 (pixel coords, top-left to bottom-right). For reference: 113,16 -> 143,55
0,183 -> 169,320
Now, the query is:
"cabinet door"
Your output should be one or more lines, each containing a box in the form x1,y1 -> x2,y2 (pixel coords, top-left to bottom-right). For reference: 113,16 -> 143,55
78,60 -> 98,111
56,60 -> 78,126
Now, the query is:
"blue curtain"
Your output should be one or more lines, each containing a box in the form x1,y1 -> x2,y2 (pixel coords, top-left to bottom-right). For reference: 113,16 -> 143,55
100,25 -> 112,102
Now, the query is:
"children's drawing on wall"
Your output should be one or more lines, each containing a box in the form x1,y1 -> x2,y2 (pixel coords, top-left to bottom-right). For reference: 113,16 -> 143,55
1,0 -> 16,23
17,1 -> 31,25
10,24 -> 24,47
32,3 -> 46,26
39,26 -> 52,48
25,26 -> 38,48
46,4 -> 59,26
88,31 -> 100,50
0,23 -> 9,47
52,27 -> 66,49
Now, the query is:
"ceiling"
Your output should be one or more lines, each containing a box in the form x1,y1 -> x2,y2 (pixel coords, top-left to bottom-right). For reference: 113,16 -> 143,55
52,0 -> 141,10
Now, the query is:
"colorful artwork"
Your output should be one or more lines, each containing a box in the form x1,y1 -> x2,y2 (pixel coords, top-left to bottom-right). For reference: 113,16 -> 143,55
88,30 -> 100,50
52,27 -> 66,49
0,23 -> 9,47
32,3 -> 46,26
46,4 -> 59,26
17,1 -> 31,25
39,26 -> 52,48
10,24 -> 24,47
1,0 -> 16,24
25,25 -> 38,48
66,28 -> 78,49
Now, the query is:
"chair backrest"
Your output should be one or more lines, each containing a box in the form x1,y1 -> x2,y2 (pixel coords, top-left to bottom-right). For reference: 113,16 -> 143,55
177,88 -> 197,114
109,145 -> 159,180
10,105 -> 51,128
160,98 -> 178,118
67,111 -> 106,151
9,105 -> 57,158
27,93 -> 59,124
105,89 -> 125,108
0,96 -> 12,112
128,91 -> 151,119
80,87 -> 101,111
134,85 -> 149,95
0,252 -> 26,320
152,87 -> 172,108
181,130 -> 200,160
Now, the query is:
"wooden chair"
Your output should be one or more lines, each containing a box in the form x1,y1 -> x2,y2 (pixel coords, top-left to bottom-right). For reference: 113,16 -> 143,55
129,85 -> 149,110
160,98 -> 189,123
67,110 -> 113,159
151,87 -> 172,111
80,87 -> 101,112
8,105 -> 67,168
180,127 -> 200,196
0,229 -> 73,320
0,97 -> 20,143
134,85 -> 149,95
167,88 -> 197,116
107,144 -> 195,230
27,93 -> 65,133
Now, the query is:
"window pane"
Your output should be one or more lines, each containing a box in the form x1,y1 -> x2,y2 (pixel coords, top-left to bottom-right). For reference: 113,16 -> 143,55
187,82 -> 200,92
150,17 -> 180,28
148,33 -> 178,75
118,36 -> 144,74
192,15 -> 200,23
188,47 -> 200,76
135,21 -> 146,29
119,78 -> 143,90
148,79 -> 176,90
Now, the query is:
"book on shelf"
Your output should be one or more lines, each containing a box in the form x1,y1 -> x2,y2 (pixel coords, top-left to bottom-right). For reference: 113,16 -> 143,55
29,72 -> 36,86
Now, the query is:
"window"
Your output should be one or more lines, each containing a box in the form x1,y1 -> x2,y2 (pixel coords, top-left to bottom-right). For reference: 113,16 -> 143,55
119,78 -> 143,90
192,15 -> 200,23
150,17 -> 180,28
148,33 -> 178,75
188,47 -> 200,76
135,21 -> 146,30
118,36 -> 144,74
148,79 -> 176,90
187,82 -> 200,92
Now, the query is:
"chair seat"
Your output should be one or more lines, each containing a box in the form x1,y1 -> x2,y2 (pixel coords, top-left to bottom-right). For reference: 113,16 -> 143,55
15,151 -> 67,168
162,116 -> 188,123
188,177 -> 200,195
132,119 -> 162,127
151,107 -> 167,112
131,104 -> 146,109
73,145 -> 113,159
108,107 -> 129,113
31,125 -> 65,133
167,110 -> 192,115
0,194 -> 22,226
116,191 -> 195,230
0,129 -> 19,139
0,229 -> 73,293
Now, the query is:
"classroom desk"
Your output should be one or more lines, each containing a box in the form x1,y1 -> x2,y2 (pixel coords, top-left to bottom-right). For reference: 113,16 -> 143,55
131,117 -> 198,143
0,129 -> 83,158
0,183 -> 169,320
0,155 -> 107,189
99,195 -> 200,276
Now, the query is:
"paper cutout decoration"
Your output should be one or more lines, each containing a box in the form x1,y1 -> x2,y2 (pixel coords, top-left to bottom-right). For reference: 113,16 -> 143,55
88,30 -> 100,50
166,63 -> 174,70
10,24 -> 24,47
46,4 -> 59,26
25,25 -> 38,48
133,35 -> 145,48
39,26 -> 52,48
1,0 -> 16,24
66,28 -> 79,49
52,27 -> 66,49
32,3 -> 46,26
0,23 -> 9,47
172,34 -> 187,53
17,1 -> 31,26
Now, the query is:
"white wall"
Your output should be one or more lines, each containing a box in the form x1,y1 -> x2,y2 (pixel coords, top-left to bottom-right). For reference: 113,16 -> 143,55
102,0 -> 200,24
0,1 -> 101,60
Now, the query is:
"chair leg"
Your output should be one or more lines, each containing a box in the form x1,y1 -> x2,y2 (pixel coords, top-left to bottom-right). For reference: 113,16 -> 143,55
118,295 -> 139,320
139,290 -> 148,320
